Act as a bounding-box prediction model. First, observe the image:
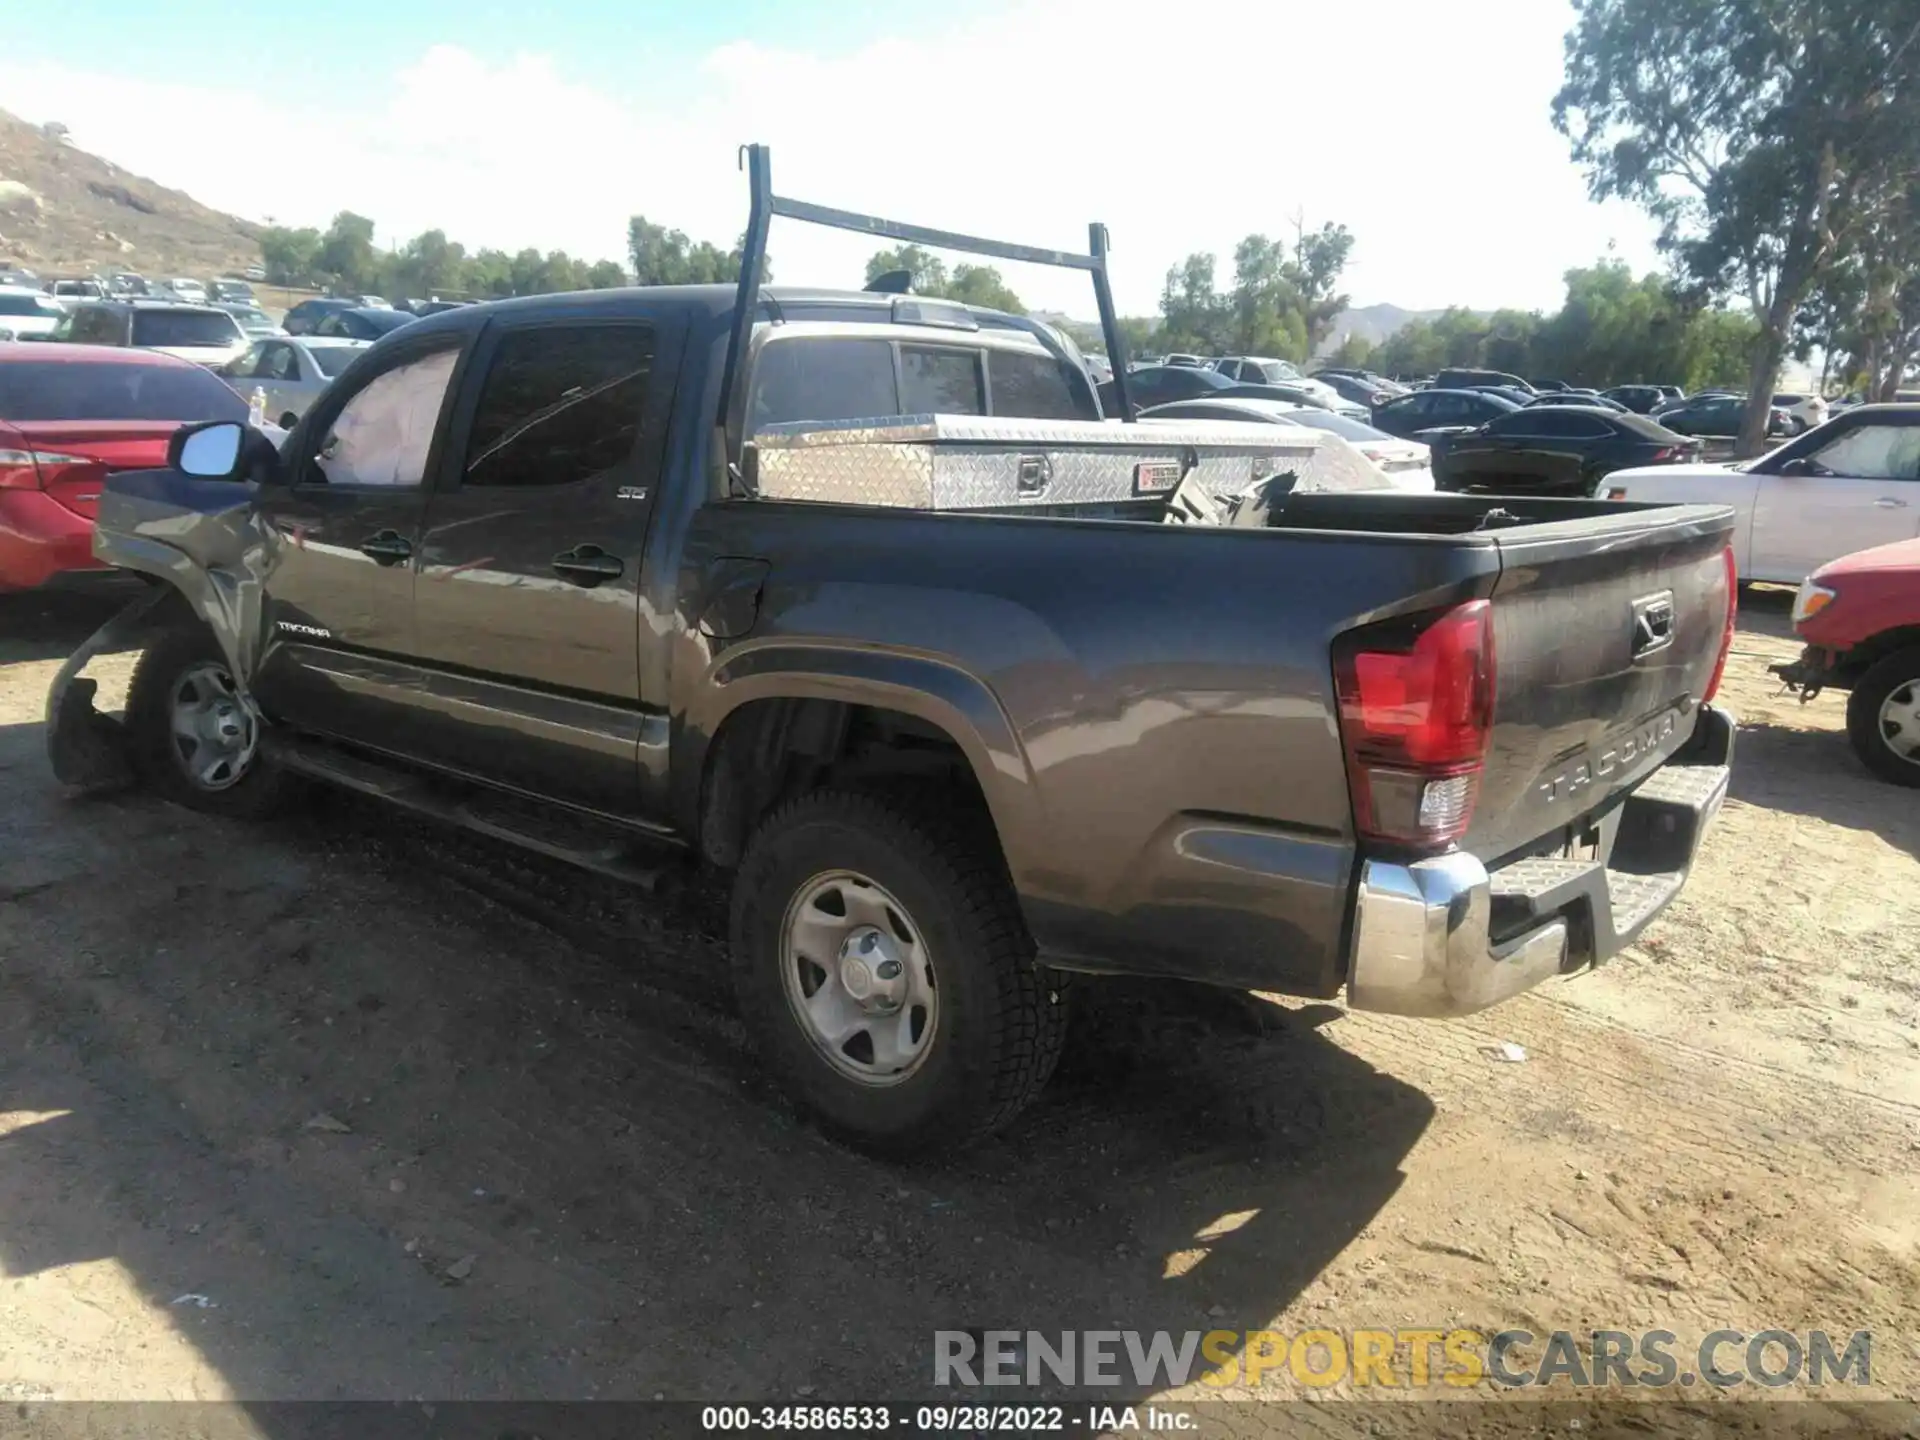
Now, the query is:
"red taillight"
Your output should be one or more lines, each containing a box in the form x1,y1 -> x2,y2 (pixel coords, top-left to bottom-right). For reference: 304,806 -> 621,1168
1703,545 -> 1738,702
1333,599 -> 1496,849
0,448 -> 92,490
1649,446 -> 1677,462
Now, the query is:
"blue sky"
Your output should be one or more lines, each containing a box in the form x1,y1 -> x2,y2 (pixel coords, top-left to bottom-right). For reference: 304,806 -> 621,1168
0,0 -> 1664,320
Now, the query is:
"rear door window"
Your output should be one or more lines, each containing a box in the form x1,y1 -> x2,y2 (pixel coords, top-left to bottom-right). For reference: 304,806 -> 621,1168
312,348 -> 460,488
460,323 -> 656,488
132,310 -> 239,347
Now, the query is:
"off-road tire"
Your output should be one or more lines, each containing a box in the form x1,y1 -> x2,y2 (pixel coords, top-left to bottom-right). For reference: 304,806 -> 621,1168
730,787 -> 1069,1156
125,624 -> 298,819
1845,647 -> 1920,788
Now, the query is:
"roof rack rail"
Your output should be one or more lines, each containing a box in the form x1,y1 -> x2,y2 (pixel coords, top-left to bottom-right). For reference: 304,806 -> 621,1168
717,144 -> 1134,460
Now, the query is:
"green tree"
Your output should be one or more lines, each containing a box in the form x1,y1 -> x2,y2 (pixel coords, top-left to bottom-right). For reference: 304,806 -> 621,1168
1322,332 -> 1375,370
1555,0 -> 1920,453
1226,234 -> 1305,359
317,211 -> 377,292
1159,253 -> 1232,355
630,217 -> 767,287
586,259 -> 628,289
258,226 -> 322,286
942,264 -> 1022,312
863,244 -> 948,293
1286,220 -> 1354,354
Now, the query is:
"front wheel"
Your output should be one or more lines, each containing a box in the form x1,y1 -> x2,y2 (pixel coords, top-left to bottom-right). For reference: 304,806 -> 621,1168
729,787 -> 1068,1156
124,625 -> 297,818
1845,647 -> 1920,787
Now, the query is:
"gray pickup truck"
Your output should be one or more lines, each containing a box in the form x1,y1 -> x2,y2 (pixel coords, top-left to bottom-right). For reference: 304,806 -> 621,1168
48,150 -> 1737,1155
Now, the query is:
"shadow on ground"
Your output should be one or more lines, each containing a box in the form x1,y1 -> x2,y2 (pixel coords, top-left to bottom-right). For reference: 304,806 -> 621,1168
0,586 -> 139,665
0,718 -> 1431,1411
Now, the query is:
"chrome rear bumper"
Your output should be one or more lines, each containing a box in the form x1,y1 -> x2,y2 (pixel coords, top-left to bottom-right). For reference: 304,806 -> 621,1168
1346,703 -> 1734,1018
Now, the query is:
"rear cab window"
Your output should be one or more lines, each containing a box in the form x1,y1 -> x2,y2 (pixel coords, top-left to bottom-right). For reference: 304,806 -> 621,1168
749,331 -> 1097,432
460,324 -> 656,488
132,310 -> 240,347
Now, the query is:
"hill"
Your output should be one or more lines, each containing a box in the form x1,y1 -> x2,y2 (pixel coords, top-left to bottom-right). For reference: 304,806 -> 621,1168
0,108 -> 261,280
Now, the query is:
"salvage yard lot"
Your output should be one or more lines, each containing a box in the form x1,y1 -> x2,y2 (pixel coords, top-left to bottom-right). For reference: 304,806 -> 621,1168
0,589 -> 1915,1421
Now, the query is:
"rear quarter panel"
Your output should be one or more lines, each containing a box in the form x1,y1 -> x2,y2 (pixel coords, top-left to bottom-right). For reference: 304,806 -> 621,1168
674,502 -> 1503,996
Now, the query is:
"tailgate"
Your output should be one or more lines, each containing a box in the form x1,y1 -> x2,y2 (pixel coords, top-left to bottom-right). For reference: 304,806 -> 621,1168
1468,503 -> 1734,861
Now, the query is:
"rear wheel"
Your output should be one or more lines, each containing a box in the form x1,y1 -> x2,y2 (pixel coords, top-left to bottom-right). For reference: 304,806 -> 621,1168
1845,647 -> 1920,788
125,625 -> 297,818
729,787 -> 1068,1156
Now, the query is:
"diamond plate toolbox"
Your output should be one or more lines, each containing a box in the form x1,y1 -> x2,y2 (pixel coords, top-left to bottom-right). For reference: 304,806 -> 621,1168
746,413 -> 1380,510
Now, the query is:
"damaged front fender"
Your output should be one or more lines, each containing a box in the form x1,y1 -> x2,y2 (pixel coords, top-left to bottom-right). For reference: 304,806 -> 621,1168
44,468 -> 281,792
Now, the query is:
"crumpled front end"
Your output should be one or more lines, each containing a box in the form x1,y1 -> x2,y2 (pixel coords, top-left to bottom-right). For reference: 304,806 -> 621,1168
44,469 -> 278,792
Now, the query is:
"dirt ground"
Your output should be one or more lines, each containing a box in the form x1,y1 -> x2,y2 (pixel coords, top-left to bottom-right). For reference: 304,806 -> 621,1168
0,585 -> 1916,1431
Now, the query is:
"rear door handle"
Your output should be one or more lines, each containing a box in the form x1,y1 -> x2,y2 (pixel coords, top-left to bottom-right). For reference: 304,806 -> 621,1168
1875,497 -> 1909,509
359,530 -> 413,565
551,544 -> 624,586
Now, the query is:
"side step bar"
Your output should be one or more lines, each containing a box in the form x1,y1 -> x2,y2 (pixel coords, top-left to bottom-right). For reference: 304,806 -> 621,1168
264,733 -> 684,891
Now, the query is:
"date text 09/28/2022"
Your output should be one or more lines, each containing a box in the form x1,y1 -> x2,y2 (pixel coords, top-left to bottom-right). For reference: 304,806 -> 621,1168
699,1405 -> 1193,1432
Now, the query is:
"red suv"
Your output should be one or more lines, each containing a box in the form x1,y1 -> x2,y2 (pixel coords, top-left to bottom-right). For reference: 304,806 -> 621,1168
0,344 -> 247,591
1773,535 -> 1920,785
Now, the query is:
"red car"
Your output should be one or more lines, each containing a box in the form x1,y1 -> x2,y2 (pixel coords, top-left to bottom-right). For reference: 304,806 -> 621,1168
0,343 -> 248,590
1773,535 -> 1920,785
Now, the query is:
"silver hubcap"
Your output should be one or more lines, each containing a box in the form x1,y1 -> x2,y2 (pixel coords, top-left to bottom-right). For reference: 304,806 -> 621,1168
167,662 -> 258,791
780,871 -> 938,1087
1879,681 -> 1920,764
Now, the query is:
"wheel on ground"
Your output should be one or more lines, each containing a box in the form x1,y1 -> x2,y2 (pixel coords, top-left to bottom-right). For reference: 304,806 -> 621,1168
730,787 -> 1068,1156
1845,647 -> 1920,787
125,624 -> 296,818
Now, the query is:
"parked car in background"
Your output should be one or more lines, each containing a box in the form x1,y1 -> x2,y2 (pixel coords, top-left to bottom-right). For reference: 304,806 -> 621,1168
1525,390 -> 1629,413
353,294 -> 394,310
1532,379 -> 1572,393
164,278 -> 210,305
1602,384 -> 1671,413
46,278 -> 107,306
217,303 -> 284,338
243,264 -> 267,282
1772,536 -> 1920,784
1138,397 -> 1437,490
1466,383 -> 1540,408
1311,370 -> 1404,408
281,297 -> 361,335
1098,363 -> 1240,412
1163,352 -> 1205,367
1213,356 -> 1352,411
1603,405 -> 1920,582
1428,405 -> 1697,497
219,335 -> 371,428
1432,367 -> 1534,395
48,302 -> 250,369
1656,393 -> 1792,439
1773,392 -> 1829,434
0,288 -> 70,341
1369,387 -> 1522,439
311,307 -> 416,341
0,266 -> 39,288
105,272 -> 150,298
0,344 -> 251,590
209,279 -> 256,305
410,300 -> 474,318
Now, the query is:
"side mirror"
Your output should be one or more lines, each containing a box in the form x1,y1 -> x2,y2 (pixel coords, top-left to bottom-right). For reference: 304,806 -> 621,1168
171,420 -> 280,481
172,421 -> 245,478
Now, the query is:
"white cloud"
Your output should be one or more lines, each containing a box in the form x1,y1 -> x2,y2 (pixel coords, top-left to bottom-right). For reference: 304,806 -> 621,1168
0,0 -> 1662,317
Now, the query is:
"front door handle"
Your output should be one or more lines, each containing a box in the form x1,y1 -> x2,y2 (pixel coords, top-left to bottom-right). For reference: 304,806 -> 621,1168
551,544 -> 624,586
359,529 -> 413,565
1875,497 -> 1909,509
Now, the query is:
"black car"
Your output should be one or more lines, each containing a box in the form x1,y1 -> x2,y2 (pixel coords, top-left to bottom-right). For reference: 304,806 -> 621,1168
1525,390 -> 1628,413
282,298 -> 363,335
1429,406 -> 1696,496
1601,385 -> 1670,414
1369,387 -> 1521,438
1311,371 -> 1401,407
311,307 -> 416,341
1656,393 -> 1790,438
1432,367 -> 1534,395
1098,363 -> 1239,412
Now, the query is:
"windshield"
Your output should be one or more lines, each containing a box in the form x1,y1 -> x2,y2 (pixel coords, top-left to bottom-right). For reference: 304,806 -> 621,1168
309,344 -> 364,378
1258,360 -> 1302,382
0,294 -> 62,317
132,311 -> 240,348
0,359 -> 248,421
